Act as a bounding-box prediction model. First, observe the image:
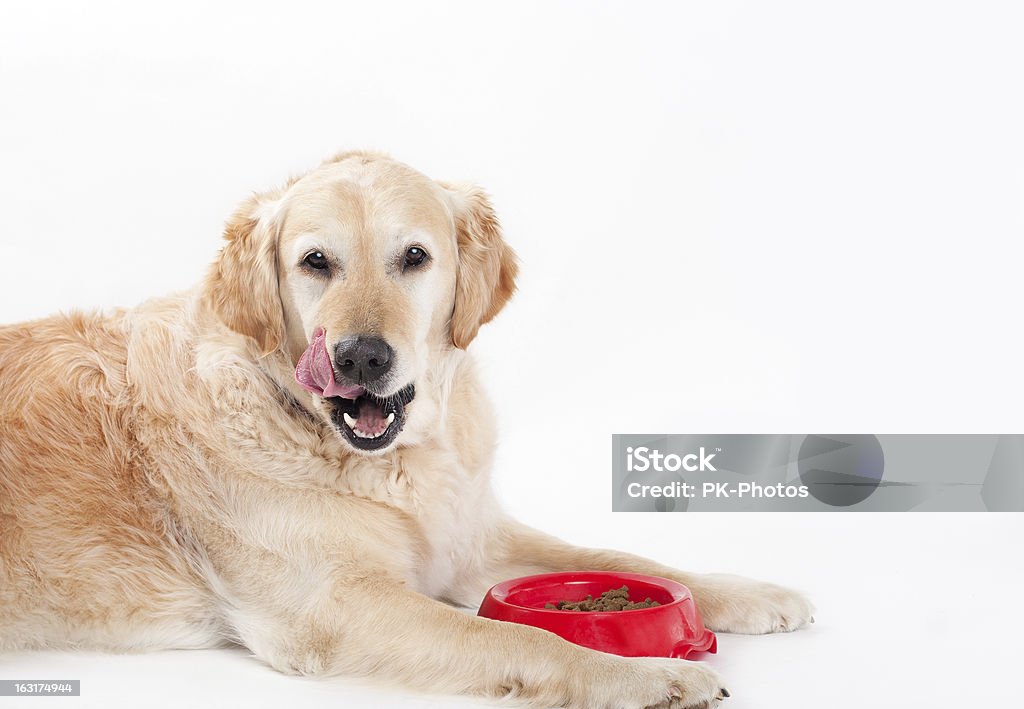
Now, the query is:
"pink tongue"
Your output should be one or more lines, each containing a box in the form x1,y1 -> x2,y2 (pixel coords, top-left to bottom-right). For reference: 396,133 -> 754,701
295,327 -> 366,399
353,400 -> 389,436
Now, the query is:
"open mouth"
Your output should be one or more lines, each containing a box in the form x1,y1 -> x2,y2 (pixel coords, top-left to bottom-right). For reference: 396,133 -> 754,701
327,383 -> 416,451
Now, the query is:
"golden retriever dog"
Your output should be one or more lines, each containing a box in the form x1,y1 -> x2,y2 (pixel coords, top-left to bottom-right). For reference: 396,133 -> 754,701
0,152 -> 812,708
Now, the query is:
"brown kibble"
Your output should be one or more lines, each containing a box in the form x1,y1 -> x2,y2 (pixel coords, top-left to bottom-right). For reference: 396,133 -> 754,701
543,586 -> 660,612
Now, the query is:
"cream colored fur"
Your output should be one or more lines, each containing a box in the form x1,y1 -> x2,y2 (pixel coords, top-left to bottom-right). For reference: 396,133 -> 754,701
0,152 -> 812,709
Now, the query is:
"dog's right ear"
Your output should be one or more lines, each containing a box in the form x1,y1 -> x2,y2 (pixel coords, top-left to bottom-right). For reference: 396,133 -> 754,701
201,191 -> 286,356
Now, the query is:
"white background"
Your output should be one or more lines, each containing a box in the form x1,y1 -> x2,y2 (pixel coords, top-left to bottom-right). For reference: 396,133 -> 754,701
2,1 -> 1023,707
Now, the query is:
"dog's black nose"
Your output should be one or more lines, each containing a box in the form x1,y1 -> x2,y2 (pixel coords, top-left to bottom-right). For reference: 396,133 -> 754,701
334,336 -> 393,385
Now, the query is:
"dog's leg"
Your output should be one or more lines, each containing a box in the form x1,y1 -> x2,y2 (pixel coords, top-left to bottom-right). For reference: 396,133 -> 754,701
194,497 -> 727,709
230,572 -> 729,709
462,519 -> 814,635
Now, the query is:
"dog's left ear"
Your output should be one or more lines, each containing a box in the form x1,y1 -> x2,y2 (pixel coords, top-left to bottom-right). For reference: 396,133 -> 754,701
442,183 -> 519,349
201,191 -> 285,356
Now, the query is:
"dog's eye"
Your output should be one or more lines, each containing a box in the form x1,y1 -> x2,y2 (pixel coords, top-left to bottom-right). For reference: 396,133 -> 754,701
404,246 -> 428,269
303,251 -> 329,271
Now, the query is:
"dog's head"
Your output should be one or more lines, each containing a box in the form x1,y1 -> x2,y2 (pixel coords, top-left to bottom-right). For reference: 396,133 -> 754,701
203,151 -> 517,453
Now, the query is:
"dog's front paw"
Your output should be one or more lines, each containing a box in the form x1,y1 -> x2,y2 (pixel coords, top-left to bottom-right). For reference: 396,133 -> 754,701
578,657 -> 728,709
634,658 -> 729,709
689,573 -> 814,634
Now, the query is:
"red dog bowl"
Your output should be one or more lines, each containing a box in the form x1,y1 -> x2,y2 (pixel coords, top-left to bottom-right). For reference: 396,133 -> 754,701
477,571 -> 716,659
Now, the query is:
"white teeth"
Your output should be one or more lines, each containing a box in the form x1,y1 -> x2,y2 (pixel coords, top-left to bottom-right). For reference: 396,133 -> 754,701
352,428 -> 386,439
341,410 -> 396,440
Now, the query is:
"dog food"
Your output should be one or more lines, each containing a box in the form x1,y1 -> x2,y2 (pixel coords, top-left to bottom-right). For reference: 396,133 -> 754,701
544,585 -> 660,611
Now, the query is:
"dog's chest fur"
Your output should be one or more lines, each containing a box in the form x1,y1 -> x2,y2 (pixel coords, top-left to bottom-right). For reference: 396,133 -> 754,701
329,442 -> 492,601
